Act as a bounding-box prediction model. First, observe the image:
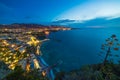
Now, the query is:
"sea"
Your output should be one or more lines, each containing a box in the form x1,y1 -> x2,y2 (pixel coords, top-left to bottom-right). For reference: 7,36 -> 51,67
40,27 -> 120,72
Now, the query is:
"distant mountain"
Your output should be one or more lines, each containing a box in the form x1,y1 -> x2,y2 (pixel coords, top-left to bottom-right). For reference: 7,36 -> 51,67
82,17 -> 120,28
0,23 -> 67,28
52,17 -> 120,28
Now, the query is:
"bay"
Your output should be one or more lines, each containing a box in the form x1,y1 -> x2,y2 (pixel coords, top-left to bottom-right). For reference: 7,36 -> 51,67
41,27 -> 120,71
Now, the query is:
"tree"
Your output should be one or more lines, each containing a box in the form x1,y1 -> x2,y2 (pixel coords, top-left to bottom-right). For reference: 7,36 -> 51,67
99,34 -> 120,65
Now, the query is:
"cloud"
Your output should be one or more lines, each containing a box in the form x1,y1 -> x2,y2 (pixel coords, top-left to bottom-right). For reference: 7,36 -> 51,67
23,15 -> 42,20
54,0 -> 120,22
66,17 -> 120,28
51,19 -> 84,25
24,16 -> 32,19
52,19 -> 77,23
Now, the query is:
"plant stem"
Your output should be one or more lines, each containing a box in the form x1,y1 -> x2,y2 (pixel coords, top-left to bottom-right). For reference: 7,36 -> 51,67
103,47 -> 111,65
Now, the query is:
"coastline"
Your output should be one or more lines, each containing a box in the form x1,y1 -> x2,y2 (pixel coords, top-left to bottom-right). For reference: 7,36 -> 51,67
38,39 -> 55,80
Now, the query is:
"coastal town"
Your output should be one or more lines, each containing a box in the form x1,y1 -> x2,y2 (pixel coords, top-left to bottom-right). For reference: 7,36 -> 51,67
0,23 -> 71,80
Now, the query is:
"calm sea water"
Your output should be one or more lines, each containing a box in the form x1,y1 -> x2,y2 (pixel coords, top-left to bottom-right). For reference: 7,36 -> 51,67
41,27 -> 120,71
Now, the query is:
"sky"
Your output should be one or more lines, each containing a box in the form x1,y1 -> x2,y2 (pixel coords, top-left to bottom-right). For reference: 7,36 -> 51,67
0,0 -> 120,24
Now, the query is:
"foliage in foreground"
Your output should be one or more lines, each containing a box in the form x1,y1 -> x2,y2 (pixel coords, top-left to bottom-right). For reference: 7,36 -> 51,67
55,63 -> 120,80
2,65 -> 49,80
0,61 -> 11,80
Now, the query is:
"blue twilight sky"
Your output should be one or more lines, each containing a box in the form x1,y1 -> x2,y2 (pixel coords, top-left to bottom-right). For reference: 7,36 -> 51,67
0,0 -> 120,24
